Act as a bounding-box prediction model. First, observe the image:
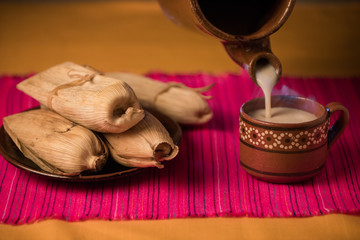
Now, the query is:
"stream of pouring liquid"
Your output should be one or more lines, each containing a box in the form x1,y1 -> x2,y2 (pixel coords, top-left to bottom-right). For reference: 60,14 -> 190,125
255,64 -> 278,119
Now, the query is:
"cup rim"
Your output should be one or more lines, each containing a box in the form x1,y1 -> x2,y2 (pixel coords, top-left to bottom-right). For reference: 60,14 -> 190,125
240,95 -> 328,129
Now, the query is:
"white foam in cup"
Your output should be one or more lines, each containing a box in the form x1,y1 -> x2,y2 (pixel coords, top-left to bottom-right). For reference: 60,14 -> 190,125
248,107 -> 317,123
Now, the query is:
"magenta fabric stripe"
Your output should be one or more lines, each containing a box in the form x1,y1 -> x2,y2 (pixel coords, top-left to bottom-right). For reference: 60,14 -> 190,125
0,73 -> 360,224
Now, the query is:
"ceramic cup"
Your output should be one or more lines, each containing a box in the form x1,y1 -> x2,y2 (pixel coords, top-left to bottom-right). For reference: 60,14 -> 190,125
239,95 -> 349,183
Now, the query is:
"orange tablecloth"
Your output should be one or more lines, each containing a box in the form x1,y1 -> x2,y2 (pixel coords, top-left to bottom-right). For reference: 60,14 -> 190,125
0,1 -> 360,239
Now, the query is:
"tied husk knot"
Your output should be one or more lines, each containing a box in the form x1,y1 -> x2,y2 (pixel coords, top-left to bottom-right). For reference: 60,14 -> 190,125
47,71 -> 96,109
154,81 -> 214,100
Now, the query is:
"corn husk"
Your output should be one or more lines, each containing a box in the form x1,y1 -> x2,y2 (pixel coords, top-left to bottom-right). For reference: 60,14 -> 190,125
3,109 -> 108,176
103,111 -> 179,168
105,72 -> 213,125
17,62 -> 144,133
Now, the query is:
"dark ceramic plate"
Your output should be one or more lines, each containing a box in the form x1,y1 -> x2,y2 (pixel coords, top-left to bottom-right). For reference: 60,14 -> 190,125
0,108 -> 182,182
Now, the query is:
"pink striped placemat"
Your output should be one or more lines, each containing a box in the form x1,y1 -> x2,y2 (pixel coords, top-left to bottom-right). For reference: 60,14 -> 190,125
0,73 -> 359,225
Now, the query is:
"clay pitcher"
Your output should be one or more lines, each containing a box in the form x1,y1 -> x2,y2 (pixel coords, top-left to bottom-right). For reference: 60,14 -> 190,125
157,0 -> 296,85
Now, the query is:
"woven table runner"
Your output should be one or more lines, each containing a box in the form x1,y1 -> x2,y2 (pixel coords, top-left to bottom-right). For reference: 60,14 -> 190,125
0,73 -> 359,224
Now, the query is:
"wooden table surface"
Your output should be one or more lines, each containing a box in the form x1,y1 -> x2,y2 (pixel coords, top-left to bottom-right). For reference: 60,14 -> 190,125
0,1 -> 360,239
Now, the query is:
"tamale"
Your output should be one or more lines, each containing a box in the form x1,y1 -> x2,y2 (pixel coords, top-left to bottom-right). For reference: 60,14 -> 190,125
17,62 -> 144,133
105,72 -> 213,125
103,111 -> 179,168
3,109 -> 108,176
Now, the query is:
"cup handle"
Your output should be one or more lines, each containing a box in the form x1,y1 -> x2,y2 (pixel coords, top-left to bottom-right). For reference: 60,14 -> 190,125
326,102 -> 349,148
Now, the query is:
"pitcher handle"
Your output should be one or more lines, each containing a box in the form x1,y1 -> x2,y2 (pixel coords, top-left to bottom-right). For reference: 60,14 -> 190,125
326,102 -> 349,148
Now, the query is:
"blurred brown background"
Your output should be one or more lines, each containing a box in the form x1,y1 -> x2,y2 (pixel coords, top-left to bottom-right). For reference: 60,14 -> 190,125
0,0 -> 359,77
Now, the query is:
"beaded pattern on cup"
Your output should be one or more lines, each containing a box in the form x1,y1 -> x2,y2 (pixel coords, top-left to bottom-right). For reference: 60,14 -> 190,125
239,119 -> 330,152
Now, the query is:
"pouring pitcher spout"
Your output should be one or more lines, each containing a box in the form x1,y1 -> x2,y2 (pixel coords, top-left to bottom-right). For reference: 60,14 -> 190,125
223,38 -> 282,86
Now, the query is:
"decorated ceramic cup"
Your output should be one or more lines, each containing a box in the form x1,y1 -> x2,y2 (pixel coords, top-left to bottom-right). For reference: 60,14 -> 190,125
239,95 -> 349,183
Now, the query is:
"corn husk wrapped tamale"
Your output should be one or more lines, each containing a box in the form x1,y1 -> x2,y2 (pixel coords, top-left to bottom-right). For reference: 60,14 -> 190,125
17,62 -> 144,133
103,111 -> 179,168
3,109 -> 108,176
105,72 -> 213,125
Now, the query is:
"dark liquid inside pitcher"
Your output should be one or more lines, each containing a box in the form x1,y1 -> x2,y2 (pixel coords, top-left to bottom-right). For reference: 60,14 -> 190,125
197,0 -> 283,37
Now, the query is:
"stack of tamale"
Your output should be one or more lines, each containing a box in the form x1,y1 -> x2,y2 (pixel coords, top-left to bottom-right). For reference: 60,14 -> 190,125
3,62 -> 213,176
